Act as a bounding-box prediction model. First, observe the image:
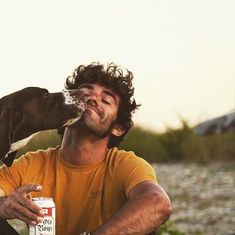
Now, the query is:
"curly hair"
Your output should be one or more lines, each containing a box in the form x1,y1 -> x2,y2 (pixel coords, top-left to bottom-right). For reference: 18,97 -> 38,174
58,62 -> 140,148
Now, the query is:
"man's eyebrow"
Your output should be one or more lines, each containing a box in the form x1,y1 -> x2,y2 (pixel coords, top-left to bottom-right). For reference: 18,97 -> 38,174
79,84 -> 93,89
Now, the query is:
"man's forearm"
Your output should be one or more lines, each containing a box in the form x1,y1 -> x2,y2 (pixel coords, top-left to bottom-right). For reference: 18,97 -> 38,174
0,196 -> 8,219
0,197 -> 20,235
93,191 -> 172,235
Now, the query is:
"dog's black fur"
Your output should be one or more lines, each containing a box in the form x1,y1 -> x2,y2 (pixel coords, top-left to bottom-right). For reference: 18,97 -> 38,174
0,87 -> 81,167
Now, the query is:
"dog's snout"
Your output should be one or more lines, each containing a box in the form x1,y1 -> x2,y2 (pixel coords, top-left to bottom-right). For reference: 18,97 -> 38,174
47,93 -> 64,107
71,105 -> 79,113
62,89 -> 85,106
47,92 -> 63,101
47,91 -> 85,123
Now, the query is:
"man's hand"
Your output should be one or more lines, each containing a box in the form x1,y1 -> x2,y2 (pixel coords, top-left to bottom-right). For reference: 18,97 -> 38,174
0,184 -> 44,225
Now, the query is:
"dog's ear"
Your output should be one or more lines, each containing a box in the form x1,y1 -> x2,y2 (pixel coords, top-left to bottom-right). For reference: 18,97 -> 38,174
0,106 -> 13,161
13,108 -> 23,127
2,151 -> 17,167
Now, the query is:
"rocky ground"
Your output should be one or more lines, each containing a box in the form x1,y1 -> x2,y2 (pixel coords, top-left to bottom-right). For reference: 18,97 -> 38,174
153,162 -> 235,235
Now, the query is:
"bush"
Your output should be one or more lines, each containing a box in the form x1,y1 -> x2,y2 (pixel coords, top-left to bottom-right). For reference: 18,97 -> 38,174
16,130 -> 61,158
121,120 -> 235,163
155,220 -> 186,235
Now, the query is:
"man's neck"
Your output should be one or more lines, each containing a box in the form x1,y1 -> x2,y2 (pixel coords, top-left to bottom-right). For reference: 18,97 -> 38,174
60,127 -> 109,166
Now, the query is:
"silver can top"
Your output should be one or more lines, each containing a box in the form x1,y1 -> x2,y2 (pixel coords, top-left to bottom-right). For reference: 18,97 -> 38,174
32,197 -> 55,207
32,197 -> 53,201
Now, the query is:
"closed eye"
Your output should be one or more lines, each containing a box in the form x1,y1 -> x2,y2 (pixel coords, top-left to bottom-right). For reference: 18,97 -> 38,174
102,96 -> 114,105
102,99 -> 111,105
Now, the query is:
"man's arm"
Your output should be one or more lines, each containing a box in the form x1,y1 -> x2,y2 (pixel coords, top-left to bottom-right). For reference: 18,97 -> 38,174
0,188 -> 7,222
0,184 -> 45,225
92,181 -> 172,235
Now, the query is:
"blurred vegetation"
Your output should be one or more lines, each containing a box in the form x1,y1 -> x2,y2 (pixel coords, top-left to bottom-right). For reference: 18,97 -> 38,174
123,119 -> 235,164
155,220 -> 204,235
14,119 -> 235,164
15,130 -> 61,158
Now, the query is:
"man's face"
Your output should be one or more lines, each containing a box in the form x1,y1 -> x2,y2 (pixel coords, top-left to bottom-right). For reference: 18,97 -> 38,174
74,83 -> 121,137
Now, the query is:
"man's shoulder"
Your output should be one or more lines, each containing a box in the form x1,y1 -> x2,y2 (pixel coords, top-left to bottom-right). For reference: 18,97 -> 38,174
107,147 -> 151,168
106,148 -> 157,190
107,147 -> 136,160
17,146 -> 60,163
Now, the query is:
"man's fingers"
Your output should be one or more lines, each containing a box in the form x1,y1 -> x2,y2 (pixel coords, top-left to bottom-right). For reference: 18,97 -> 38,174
12,202 -> 43,224
15,184 -> 44,217
17,184 -> 42,194
17,195 -> 43,216
14,210 -> 43,225
0,184 -> 43,222
15,212 -> 37,225
1,196 -> 43,224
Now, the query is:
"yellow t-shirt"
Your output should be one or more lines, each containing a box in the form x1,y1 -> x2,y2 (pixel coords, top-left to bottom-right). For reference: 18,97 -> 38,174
0,146 -> 157,234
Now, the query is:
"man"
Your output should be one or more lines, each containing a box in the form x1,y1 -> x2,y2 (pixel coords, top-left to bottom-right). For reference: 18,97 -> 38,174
0,63 -> 172,235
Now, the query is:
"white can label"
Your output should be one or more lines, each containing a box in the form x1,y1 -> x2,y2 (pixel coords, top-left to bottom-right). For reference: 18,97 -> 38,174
34,216 -> 54,235
29,199 -> 55,235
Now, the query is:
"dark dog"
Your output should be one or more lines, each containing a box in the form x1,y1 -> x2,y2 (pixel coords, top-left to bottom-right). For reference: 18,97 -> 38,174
0,87 -> 84,167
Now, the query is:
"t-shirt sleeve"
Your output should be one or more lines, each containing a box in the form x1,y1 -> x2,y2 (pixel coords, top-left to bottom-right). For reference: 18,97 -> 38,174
115,151 -> 157,197
0,154 -> 29,195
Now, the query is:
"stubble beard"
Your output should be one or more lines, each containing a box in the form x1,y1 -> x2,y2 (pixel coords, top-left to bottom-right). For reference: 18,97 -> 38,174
77,112 -> 116,139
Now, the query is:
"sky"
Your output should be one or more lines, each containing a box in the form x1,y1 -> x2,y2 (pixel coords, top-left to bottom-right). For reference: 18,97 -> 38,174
0,0 -> 235,132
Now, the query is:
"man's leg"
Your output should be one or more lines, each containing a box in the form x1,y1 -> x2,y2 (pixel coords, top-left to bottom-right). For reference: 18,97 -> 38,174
0,219 -> 20,235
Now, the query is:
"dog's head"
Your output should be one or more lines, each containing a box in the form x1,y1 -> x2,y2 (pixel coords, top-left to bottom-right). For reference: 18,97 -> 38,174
12,87 -> 85,135
0,87 -> 85,166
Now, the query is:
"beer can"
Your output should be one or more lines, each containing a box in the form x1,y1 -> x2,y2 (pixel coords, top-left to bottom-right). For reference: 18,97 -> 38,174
29,197 -> 56,235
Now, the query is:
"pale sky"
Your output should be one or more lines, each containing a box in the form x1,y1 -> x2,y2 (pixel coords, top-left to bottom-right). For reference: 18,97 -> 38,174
0,0 -> 235,132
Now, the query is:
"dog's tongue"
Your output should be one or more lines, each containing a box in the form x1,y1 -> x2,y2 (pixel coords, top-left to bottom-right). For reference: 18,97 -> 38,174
62,89 -> 87,126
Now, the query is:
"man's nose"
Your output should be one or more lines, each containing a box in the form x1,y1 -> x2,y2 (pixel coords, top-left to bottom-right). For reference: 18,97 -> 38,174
86,95 -> 98,106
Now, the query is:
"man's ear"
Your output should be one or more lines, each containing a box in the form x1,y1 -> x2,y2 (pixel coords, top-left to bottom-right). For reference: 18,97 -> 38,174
111,124 -> 125,137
